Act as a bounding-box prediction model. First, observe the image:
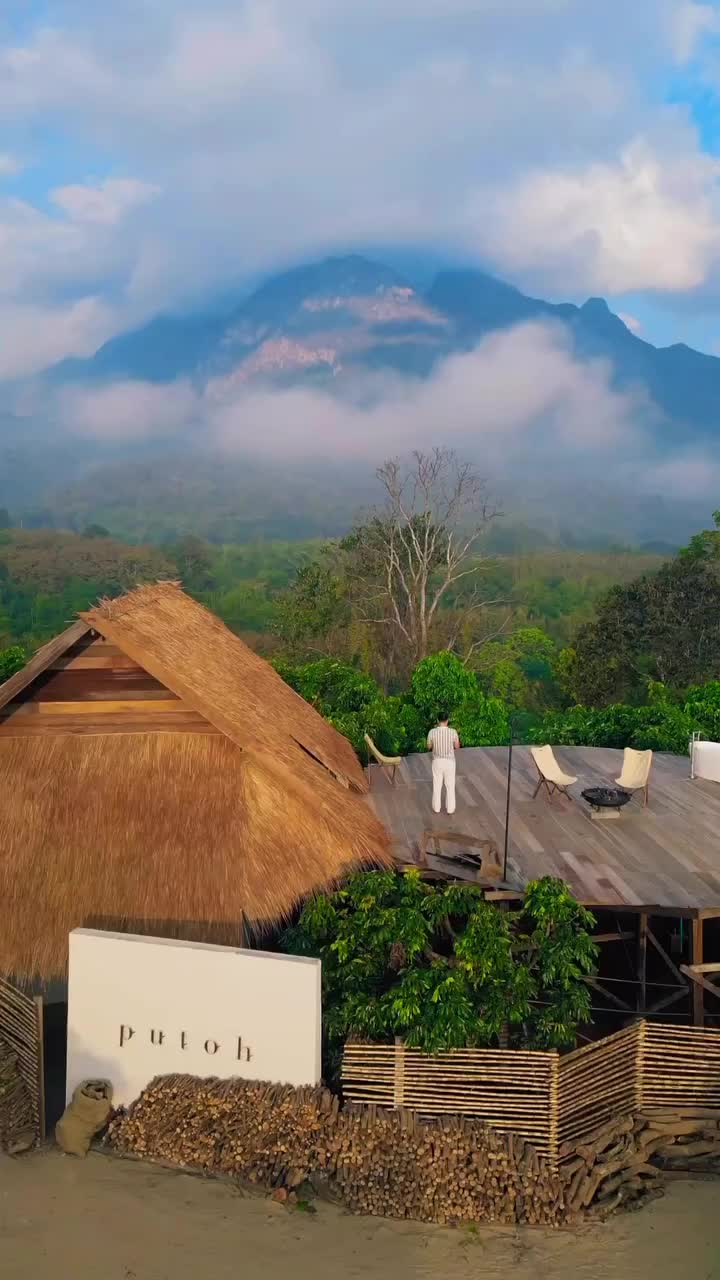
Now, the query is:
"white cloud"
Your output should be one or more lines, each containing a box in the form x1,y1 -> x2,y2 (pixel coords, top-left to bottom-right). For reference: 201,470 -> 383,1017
51,178 -> 160,226
475,138 -> 720,293
58,378 -> 197,441
0,152 -> 21,177
669,2 -> 720,62
0,297 -> 119,379
0,0 -> 718,379
58,323 -> 646,466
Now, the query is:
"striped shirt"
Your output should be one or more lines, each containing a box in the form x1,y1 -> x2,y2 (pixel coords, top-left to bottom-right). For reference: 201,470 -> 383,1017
427,725 -> 460,759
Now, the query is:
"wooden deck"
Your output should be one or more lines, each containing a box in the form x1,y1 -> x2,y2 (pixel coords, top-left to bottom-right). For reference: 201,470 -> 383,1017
365,746 -> 720,913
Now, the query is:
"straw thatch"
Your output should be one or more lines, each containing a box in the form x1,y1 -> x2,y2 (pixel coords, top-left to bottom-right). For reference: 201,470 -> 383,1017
81,581 -> 365,793
0,733 -> 388,981
0,583 -> 391,979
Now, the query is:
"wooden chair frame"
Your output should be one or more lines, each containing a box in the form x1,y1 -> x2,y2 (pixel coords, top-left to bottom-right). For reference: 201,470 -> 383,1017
531,764 -> 574,804
364,733 -> 402,786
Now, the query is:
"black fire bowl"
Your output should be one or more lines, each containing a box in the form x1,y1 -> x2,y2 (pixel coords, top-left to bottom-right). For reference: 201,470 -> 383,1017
581,786 -> 632,809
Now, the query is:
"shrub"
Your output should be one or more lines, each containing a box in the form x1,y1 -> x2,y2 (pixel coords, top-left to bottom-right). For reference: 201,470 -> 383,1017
283,871 -> 597,1058
411,652 -> 478,721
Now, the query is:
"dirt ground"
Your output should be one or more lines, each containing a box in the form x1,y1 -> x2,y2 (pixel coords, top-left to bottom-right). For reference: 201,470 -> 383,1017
1,1149 -> 719,1280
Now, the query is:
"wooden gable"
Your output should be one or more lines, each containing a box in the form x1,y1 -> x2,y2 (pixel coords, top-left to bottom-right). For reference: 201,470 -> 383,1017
0,633 -> 219,738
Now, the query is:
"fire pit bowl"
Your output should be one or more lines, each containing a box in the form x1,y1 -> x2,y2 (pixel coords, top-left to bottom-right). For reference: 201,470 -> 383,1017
581,786 -> 632,820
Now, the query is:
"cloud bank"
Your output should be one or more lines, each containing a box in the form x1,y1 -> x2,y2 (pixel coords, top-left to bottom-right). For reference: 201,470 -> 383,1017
0,1 -> 719,378
53,321 -> 650,472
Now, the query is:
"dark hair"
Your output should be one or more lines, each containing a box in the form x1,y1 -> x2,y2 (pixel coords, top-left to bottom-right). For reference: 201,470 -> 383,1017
437,710 -> 449,723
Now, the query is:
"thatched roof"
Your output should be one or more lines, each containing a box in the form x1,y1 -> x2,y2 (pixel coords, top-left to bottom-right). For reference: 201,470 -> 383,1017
0,583 -> 390,979
81,582 -> 365,794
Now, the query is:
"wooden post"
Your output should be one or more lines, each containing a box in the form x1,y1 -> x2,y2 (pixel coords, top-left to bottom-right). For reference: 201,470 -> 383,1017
691,916 -> 704,1027
34,995 -> 46,1141
393,1037 -> 406,1108
637,913 -> 648,1013
635,1019 -> 647,1114
548,1052 -> 559,1171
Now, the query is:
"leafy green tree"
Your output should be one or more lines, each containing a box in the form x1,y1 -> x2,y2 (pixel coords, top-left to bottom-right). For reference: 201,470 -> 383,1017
274,563 -> 350,656
284,871 -> 597,1073
571,554 -> 720,705
529,701 -> 695,755
476,627 -> 557,709
0,644 -> 25,681
411,652 -> 478,720
680,509 -> 720,565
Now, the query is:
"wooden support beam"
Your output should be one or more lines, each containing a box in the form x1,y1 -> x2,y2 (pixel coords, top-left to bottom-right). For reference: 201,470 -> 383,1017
637,913 -> 648,1013
691,918 -> 705,1027
583,975 -> 634,1012
646,987 -> 689,1015
681,964 -> 720,1000
646,925 -> 688,988
592,931 -> 635,944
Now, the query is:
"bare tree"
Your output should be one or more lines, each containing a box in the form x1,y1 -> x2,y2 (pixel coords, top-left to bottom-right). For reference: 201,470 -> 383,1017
345,448 -> 504,666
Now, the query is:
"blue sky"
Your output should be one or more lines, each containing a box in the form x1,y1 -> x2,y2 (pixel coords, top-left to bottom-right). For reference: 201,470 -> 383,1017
2,0 -> 720,377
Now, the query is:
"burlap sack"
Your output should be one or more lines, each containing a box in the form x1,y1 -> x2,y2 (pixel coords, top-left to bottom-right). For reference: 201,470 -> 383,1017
55,1079 -> 113,1157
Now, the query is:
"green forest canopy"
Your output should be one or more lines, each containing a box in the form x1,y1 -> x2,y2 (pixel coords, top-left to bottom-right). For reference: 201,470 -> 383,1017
0,512 -> 718,757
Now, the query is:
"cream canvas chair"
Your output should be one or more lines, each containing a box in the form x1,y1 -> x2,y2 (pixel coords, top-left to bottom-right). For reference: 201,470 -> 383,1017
615,748 -> 652,807
530,745 -> 577,803
364,733 -> 402,786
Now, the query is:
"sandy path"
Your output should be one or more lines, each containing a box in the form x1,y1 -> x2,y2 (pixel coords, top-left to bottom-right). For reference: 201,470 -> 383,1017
0,1150 -> 718,1280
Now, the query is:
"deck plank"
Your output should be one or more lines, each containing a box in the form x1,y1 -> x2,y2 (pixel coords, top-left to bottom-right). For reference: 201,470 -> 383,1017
365,746 -> 720,911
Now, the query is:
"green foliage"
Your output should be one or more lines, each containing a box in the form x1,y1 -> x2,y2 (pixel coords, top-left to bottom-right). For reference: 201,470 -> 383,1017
683,680 -> 720,741
571,550 -> 720,705
274,563 -> 350,655
451,692 -> 510,748
529,701 -> 695,755
284,871 -> 597,1063
285,658 -> 380,715
0,645 -> 25,681
411,652 -> 478,719
476,627 -> 558,709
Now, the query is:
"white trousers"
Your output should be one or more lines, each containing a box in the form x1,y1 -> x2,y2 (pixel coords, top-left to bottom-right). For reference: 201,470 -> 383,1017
432,757 -> 456,815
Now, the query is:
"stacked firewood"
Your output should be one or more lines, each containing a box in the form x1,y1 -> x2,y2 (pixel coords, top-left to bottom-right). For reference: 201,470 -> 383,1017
108,1075 -> 567,1226
558,1109 -> 720,1216
637,1108 -> 720,1175
558,1114 -> 663,1218
0,1037 -> 35,1154
106,1076 -> 720,1226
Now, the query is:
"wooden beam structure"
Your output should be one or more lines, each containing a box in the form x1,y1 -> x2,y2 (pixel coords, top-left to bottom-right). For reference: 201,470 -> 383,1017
691,918 -> 705,1026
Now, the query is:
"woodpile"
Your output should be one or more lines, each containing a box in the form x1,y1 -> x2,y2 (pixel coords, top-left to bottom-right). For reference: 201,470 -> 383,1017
558,1114 -> 663,1219
637,1108 -> 720,1175
106,1075 -> 720,1227
0,1037 -> 35,1154
102,1074 -> 579,1226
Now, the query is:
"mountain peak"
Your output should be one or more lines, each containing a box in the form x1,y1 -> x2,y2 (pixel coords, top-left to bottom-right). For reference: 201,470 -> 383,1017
581,297 -> 611,314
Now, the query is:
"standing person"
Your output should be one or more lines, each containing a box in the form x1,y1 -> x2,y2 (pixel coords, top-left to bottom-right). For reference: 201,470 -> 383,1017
427,711 -> 460,815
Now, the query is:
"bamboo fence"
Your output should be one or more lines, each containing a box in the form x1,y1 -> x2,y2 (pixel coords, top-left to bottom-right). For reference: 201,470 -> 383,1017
0,977 -> 44,1144
342,1021 -> 720,1168
556,1023 -> 641,1151
342,1039 -> 559,1158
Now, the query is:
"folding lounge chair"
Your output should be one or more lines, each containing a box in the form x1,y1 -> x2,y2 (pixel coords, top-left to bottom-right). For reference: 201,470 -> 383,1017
530,745 -> 577,803
364,733 -> 402,785
615,748 -> 652,808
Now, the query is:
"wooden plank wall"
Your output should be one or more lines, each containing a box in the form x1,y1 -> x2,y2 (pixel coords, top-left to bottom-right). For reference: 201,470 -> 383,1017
342,1041 -> 559,1160
641,1022 -> 720,1111
342,1022 -> 720,1169
556,1023 -> 642,1150
0,634 -> 218,737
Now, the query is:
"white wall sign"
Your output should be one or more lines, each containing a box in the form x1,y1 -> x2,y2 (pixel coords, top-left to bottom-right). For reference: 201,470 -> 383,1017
66,929 -> 322,1107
